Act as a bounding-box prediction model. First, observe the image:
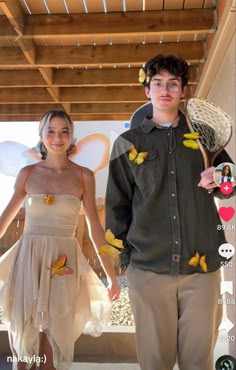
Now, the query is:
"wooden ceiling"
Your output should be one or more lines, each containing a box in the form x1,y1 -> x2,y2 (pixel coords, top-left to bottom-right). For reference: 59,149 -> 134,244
0,0 -> 221,121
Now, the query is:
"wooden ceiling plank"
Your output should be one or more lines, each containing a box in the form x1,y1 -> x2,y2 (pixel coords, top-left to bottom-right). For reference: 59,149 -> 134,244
126,0 -> 143,11
18,0 -> 47,14
105,0 -> 124,12
38,66 -> 61,104
71,102 -> 151,114
204,0 -> 215,8
53,65 -> 197,86
35,42 -> 203,66
60,85 -> 190,103
60,0 -> 86,13
0,0 -> 25,33
0,0 -> 36,64
38,67 -> 53,85
0,47 -> 29,66
16,38 -> 36,64
164,0 -> 184,9
0,113 -> 133,121
60,86 -> 151,103
46,86 -> 60,102
83,0 -> 104,13
44,0 -> 67,14
0,103 -> 63,114
184,0 -> 204,8
0,69 -> 46,86
145,0 -> 163,10
22,10 -> 214,39
0,16 -> 15,37
0,87 -> 54,103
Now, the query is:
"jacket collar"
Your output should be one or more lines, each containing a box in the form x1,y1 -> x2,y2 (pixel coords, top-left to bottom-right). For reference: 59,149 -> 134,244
140,110 -> 186,134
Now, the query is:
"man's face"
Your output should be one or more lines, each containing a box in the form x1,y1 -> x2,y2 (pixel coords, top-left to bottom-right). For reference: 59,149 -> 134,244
145,70 -> 187,112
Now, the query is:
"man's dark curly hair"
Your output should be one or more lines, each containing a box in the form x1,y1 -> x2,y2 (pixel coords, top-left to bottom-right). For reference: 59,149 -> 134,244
143,54 -> 189,88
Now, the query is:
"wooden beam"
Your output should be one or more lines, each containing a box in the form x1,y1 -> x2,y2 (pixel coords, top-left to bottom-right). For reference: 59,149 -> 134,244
0,84 -> 191,104
0,42 -> 203,67
0,103 -> 142,115
0,65 -> 197,87
54,65 -> 198,86
36,42 -> 203,67
0,0 -> 25,34
0,104 -> 64,114
60,86 -> 146,103
0,88 -> 54,103
0,113 -> 133,121
0,70 -> 46,87
20,10 -> 214,39
195,0 -> 236,97
0,47 -> 29,66
0,0 -> 36,65
71,103 -> 145,114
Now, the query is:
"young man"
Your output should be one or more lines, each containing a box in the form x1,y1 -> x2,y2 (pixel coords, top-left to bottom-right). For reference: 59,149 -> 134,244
105,55 -> 234,370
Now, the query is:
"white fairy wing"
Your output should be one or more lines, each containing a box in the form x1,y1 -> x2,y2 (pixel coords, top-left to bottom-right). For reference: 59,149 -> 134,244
69,134 -> 110,173
0,141 -> 39,177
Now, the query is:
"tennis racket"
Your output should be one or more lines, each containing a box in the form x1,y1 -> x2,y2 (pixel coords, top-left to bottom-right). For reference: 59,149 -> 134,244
186,98 -> 233,170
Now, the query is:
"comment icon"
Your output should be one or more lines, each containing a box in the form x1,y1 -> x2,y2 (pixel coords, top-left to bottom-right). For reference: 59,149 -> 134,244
218,243 -> 235,259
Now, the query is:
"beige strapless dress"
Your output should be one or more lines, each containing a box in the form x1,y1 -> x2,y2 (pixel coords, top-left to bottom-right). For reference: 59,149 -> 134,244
0,194 -> 111,370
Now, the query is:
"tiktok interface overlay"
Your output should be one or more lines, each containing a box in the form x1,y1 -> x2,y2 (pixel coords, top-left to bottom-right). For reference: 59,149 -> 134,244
216,162 -> 236,361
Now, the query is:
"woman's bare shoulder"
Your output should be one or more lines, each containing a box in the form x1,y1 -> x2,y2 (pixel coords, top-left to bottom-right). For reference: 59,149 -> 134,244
74,164 -> 94,178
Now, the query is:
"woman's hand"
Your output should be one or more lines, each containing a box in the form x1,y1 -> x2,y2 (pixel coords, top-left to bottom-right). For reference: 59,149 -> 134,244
106,279 -> 121,301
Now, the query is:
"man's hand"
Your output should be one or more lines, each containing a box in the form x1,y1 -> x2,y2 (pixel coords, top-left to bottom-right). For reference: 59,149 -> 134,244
198,166 -> 218,190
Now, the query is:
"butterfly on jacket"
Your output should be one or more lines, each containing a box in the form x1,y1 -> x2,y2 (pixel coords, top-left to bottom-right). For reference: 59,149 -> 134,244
188,251 -> 208,272
183,132 -> 200,150
129,146 -> 148,165
98,229 -> 124,257
48,255 -> 73,278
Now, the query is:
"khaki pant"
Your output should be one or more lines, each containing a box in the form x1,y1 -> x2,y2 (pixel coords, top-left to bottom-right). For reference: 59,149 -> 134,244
126,265 -> 222,370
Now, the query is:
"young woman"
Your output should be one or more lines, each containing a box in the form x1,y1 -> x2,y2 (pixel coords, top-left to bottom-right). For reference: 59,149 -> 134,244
220,164 -> 235,184
0,110 -> 120,370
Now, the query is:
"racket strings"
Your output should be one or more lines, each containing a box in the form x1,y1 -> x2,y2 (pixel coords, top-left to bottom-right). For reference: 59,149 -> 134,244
187,99 -> 233,152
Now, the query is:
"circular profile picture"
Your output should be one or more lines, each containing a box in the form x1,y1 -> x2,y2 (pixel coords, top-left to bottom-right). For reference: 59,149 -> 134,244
215,355 -> 236,370
214,162 -> 236,187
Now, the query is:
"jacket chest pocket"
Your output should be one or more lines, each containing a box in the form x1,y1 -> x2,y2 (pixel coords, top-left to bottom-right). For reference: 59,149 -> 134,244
129,151 -> 161,194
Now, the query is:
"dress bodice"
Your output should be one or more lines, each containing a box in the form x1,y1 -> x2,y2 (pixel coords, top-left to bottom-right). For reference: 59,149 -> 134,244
24,194 -> 81,236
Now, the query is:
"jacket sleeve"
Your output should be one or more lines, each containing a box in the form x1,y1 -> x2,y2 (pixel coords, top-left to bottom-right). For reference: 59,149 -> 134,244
105,135 -> 135,269
213,149 -> 236,199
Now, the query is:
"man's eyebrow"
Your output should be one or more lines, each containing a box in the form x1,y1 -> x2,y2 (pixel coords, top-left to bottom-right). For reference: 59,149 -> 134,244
151,77 -> 180,81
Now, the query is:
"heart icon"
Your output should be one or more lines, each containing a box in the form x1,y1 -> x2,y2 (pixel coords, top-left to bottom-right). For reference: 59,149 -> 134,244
218,207 -> 235,222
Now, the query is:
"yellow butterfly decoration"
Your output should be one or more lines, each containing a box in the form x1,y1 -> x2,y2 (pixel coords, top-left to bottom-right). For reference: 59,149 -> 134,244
188,251 -> 208,272
138,68 -> 146,84
129,146 -> 148,165
183,132 -> 200,150
183,132 -> 200,140
138,68 -> 150,85
47,255 -> 73,278
98,229 -> 124,257
43,194 -> 55,205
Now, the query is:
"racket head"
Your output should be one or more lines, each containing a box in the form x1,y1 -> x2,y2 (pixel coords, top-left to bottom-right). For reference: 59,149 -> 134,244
186,98 -> 233,168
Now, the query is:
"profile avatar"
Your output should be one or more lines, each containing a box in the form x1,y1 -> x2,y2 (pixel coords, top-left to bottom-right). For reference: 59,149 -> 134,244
214,162 -> 236,187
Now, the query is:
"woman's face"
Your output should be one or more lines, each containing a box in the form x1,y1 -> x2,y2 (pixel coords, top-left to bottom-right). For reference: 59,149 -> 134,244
223,166 -> 230,175
42,116 -> 72,156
